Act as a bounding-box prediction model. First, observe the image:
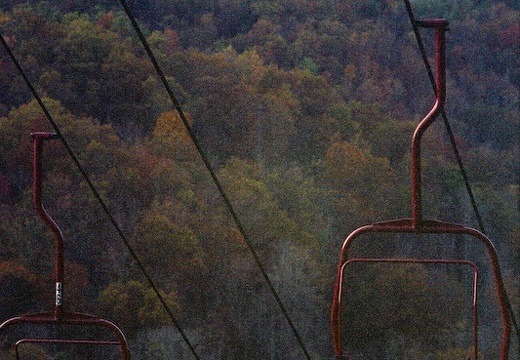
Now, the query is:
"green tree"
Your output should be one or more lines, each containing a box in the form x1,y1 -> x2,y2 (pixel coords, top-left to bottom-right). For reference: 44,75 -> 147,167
232,18 -> 289,66
368,118 -> 416,165
0,7 -> 64,109
286,69 -> 343,162
97,280 -> 180,337
131,206 -> 206,289
322,141 -> 398,227
52,13 -> 116,117
214,158 -> 330,357
100,41 -> 157,137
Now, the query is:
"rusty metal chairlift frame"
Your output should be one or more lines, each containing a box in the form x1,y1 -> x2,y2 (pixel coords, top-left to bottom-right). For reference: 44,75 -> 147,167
0,132 -> 131,360
330,19 -> 512,360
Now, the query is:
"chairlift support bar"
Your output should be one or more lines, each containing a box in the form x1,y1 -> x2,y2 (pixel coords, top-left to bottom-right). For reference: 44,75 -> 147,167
0,132 -> 131,360
330,19 -> 512,359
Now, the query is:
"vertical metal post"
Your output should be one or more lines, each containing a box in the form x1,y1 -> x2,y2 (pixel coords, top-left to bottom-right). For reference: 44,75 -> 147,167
411,20 -> 448,228
32,132 -> 64,321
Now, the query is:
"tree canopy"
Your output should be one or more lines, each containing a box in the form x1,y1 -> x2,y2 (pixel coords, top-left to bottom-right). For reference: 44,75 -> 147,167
0,0 -> 518,358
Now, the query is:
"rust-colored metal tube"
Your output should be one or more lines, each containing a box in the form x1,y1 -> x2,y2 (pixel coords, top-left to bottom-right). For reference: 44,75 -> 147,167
411,19 -> 448,228
0,132 -> 131,359
32,132 -> 64,321
330,22 -> 512,352
331,220 -> 512,359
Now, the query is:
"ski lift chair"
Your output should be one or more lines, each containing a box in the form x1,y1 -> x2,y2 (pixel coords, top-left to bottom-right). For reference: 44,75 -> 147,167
0,132 -> 131,360
330,19 -> 512,360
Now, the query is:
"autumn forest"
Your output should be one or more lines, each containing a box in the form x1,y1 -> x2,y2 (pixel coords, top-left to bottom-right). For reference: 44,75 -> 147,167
0,0 -> 518,359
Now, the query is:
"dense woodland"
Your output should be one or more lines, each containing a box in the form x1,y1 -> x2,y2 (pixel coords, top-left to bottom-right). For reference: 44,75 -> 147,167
0,0 -> 518,359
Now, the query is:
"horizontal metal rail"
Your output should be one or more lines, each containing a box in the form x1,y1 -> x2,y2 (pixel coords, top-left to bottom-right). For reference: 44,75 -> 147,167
15,338 -> 121,360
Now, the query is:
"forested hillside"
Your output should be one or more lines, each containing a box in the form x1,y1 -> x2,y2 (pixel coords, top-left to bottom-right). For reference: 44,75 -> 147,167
0,0 -> 518,359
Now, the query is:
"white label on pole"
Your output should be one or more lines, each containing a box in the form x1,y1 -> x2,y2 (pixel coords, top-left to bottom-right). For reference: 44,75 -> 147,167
56,282 -> 63,306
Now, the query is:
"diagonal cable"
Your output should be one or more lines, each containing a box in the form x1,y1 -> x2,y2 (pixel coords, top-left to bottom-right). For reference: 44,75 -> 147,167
117,1 -> 313,359
403,0 -> 520,350
0,30 -> 201,360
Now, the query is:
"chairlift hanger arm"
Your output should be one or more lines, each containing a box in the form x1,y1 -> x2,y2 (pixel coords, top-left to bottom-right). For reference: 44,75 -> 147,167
410,19 -> 448,228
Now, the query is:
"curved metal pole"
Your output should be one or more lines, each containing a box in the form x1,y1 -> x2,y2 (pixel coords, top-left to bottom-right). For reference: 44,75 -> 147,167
331,225 -> 373,358
464,226 -> 512,358
411,20 -> 448,228
32,132 -> 64,320
0,132 -> 132,360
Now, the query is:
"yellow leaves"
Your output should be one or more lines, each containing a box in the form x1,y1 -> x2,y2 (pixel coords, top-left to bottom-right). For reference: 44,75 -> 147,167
0,11 -> 10,27
235,49 -> 268,87
323,141 -> 399,225
151,111 -> 196,161
152,111 -> 192,139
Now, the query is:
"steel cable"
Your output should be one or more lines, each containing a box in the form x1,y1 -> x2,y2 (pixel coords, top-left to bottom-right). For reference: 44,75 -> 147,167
0,30 -> 201,360
116,1 -> 313,359
403,0 -> 520,351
